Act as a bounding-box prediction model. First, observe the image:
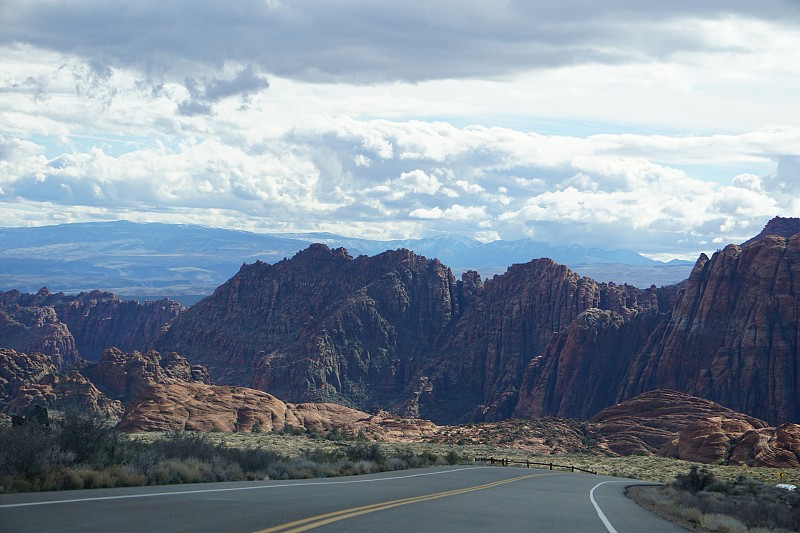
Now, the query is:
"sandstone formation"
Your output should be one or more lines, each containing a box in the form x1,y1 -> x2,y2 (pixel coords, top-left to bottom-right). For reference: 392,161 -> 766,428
0,288 -> 184,367
742,215 -> 800,246
512,306 -> 671,421
425,262 -> 676,422
514,218 -> 800,425
429,418 -> 609,456
4,217 -> 799,432
590,389 -> 767,456
85,347 -> 210,402
729,423 -> 800,468
152,245 -> 678,423
625,230 -> 800,423
116,381 -> 438,440
54,291 -> 184,361
0,348 -> 57,406
661,419 -> 800,469
0,290 -> 81,368
154,245 -> 469,415
0,348 -> 122,417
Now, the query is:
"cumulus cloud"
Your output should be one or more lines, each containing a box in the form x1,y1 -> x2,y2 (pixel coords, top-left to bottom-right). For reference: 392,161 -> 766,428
1,1 -> 799,259
1,116 -> 797,255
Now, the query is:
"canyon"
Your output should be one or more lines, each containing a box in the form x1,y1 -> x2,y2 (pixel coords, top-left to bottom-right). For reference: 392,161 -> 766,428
1,217 -> 799,467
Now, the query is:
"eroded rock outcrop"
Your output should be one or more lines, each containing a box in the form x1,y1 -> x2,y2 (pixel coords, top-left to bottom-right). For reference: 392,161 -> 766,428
0,290 -> 80,369
512,218 -> 800,425
591,389 -> 767,456
626,230 -> 800,423
729,423 -> 800,468
513,305 -> 671,421
426,262 -> 675,422
152,246 -> 678,424
55,291 -> 184,361
0,348 -> 122,417
5,217 -> 798,431
0,288 -> 184,366
153,245 -> 468,416
0,348 -> 57,406
661,419 -> 800,468
86,348 -> 210,402
116,382 -> 438,440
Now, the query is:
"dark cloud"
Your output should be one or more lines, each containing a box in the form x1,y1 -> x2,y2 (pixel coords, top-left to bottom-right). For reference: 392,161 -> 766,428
178,64 -> 269,115
2,1 -> 798,84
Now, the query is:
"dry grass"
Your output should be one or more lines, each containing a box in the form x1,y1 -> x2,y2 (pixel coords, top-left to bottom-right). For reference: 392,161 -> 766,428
630,475 -> 800,532
131,431 -> 800,486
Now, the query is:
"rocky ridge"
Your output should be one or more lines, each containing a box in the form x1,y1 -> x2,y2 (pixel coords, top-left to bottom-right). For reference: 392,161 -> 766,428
590,389 -> 768,456
0,348 -> 122,417
1,217 -> 798,446
85,347 -> 210,403
153,246 -> 679,423
116,382 -> 438,439
0,288 -> 184,368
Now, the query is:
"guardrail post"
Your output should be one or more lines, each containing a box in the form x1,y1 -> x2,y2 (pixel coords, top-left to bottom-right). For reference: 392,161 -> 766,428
549,463 -> 553,470
526,460 -> 529,468
571,466 -> 574,472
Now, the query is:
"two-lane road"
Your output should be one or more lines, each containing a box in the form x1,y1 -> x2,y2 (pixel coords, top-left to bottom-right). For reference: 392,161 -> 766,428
0,466 -> 683,532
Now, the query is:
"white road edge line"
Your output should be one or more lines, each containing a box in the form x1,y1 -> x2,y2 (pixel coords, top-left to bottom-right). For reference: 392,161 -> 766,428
589,480 -> 634,533
0,466 -> 493,509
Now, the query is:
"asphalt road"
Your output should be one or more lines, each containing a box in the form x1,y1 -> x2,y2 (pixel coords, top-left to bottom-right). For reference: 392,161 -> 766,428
0,466 -> 684,532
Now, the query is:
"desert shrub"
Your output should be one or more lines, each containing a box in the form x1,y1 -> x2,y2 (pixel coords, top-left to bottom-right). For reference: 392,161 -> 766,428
43,466 -> 85,491
700,513 -> 747,532
0,422 -> 66,480
673,465 -> 716,494
57,410 -> 119,466
445,450 -> 460,465
148,432 -> 223,462
345,442 -> 386,465
278,424 -> 305,436
665,467 -> 800,531
302,447 -> 344,465
227,446 -> 286,474
324,428 -> 352,441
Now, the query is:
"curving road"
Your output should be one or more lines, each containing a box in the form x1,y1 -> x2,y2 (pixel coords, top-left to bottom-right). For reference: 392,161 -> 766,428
0,466 -> 683,532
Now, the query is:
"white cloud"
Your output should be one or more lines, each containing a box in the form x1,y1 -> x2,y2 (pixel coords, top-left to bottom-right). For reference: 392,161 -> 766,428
0,2 -> 799,259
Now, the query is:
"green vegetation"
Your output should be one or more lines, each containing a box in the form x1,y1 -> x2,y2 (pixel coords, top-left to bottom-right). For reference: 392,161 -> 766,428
0,414 -> 463,494
632,466 -> 800,532
3,409 -> 799,531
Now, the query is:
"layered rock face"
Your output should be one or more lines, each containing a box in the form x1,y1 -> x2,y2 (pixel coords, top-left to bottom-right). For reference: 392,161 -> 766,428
590,389 -> 767,456
418,261 -> 675,422
116,381 -> 438,439
5,217 -> 797,431
0,290 -> 81,368
153,245 -> 675,423
0,288 -> 184,366
54,291 -> 184,361
584,389 -> 798,468
154,245 -> 467,414
514,219 -> 800,425
512,305 -> 671,421
626,231 -> 800,423
86,347 -> 210,403
0,348 -> 122,417
660,419 -> 800,469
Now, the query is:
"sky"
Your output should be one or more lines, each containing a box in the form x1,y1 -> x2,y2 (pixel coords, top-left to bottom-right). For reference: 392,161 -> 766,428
1,1 -> 799,260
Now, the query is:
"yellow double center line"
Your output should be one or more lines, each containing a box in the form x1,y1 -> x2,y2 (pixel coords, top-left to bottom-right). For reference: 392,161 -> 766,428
255,472 -> 554,533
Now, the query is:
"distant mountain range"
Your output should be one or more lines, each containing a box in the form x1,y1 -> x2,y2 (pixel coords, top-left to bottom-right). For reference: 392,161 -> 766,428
0,221 -> 693,302
2,217 -> 798,430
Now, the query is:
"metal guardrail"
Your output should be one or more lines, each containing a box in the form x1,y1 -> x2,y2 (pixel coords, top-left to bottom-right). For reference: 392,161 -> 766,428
475,456 -> 597,475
